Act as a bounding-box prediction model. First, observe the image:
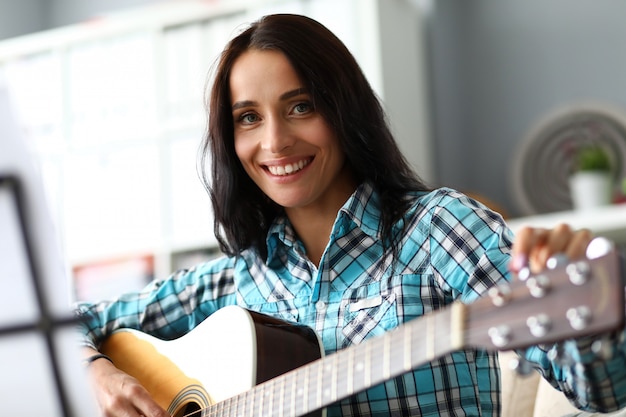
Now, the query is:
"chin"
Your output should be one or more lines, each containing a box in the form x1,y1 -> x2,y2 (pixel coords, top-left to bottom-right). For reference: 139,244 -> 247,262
268,192 -> 311,209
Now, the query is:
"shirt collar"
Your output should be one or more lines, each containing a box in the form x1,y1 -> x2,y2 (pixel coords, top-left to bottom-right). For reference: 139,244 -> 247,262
337,181 -> 382,240
265,182 -> 383,263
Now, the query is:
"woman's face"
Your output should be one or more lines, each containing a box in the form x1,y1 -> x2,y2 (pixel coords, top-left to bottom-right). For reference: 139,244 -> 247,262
230,49 -> 355,212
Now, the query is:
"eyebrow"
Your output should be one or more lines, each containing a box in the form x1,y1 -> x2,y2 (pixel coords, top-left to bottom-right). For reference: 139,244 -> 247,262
231,87 -> 309,111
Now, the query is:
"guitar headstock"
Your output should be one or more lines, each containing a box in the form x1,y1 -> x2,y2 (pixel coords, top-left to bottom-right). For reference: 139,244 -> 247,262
465,237 -> 625,351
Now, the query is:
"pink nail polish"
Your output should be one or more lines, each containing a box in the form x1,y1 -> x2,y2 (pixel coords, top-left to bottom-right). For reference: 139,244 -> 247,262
511,254 -> 528,272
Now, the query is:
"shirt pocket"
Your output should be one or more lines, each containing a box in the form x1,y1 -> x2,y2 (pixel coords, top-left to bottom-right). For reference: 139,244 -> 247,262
340,280 -> 398,348
388,273 -> 448,319
338,273 -> 447,348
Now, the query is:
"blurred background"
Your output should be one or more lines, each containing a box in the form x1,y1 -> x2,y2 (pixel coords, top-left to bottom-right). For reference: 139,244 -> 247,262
2,0 -> 626,301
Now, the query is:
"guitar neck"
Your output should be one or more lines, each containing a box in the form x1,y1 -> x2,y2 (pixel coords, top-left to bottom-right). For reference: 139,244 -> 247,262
202,303 -> 466,417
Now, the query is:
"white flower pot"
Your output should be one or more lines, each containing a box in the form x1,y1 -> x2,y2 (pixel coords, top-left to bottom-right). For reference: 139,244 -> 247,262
569,171 -> 613,210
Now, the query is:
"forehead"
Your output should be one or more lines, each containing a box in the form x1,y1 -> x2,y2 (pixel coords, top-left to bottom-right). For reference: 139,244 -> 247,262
229,49 -> 304,99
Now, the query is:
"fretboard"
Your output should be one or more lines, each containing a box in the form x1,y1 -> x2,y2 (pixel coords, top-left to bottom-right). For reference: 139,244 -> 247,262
200,303 -> 466,417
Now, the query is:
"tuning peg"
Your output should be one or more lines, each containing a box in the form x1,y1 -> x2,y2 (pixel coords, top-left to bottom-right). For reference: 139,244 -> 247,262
547,345 -> 575,368
517,266 -> 531,282
566,306 -> 592,330
547,253 -> 569,269
488,284 -> 512,307
508,353 -> 535,377
586,237 -> 614,259
566,261 -> 591,286
526,274 -> 551,298
488,325 -> 512,348
526,314 -> 552,338
591,337 -> 614,360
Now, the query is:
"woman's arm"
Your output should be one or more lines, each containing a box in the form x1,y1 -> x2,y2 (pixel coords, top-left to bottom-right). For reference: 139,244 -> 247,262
75,256 -> 237,416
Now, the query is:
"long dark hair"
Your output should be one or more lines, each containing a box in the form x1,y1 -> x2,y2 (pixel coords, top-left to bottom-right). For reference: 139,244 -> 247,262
201,14 -> 430,258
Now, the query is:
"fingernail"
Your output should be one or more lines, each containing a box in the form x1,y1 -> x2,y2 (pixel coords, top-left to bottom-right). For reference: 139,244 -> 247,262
510,253 -> 528,272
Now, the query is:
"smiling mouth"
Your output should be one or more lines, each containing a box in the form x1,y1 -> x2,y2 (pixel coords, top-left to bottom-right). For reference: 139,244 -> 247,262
266,158 -> 311,176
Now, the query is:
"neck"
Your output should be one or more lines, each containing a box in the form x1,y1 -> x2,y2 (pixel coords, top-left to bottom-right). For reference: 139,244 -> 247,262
286,173 -> 357,266
289,210 -> 334,267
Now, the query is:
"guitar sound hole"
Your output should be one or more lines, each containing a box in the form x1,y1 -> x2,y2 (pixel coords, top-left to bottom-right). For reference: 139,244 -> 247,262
177,403 -> 201,417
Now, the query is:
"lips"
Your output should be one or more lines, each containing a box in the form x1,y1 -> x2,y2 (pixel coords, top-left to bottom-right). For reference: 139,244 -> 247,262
266,158 -> 311,176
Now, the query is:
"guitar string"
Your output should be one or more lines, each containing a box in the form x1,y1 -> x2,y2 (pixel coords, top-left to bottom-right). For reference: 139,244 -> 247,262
189,363 -> 320,417
190,324 -> 454,416
180,317 -> 457,417
176,325 -> 604,417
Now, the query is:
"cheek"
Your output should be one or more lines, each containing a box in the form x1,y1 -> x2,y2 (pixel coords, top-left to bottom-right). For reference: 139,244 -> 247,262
234,136 -> 258,177
233,135 -> 250,163
321,131 -> 345,161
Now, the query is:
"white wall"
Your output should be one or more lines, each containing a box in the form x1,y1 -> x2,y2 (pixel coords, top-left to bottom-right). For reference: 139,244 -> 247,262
45,0 -> 157,28
7,0 -> 623,218
0,0 -> 165,40
0,0 -> 46,40
429,0 -> 626,217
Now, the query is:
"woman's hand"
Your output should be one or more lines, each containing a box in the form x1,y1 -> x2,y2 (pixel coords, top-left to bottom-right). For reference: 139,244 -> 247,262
510,223 -> 594,273
85,349 -> 170,417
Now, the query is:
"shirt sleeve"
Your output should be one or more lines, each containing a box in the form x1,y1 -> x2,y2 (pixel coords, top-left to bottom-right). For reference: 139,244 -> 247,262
74,255 -> 237,349
523,329 -> 626,412
425,189 -> 514,303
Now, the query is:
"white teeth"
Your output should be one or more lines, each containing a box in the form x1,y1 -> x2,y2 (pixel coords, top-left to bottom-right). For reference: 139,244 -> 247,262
268,159 -> 309,176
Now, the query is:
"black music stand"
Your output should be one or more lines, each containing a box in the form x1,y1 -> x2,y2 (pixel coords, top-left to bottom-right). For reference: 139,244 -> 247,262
0,85 -> 97,415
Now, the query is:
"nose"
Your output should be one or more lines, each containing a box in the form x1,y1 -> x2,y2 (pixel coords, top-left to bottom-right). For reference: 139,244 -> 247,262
260,117 -> 294,153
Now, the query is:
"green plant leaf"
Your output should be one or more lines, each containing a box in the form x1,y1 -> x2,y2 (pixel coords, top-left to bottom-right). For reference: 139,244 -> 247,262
574,144 -> 612,172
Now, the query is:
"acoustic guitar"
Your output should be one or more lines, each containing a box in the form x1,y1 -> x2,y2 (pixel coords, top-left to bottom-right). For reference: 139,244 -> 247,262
100,237 -> 624,417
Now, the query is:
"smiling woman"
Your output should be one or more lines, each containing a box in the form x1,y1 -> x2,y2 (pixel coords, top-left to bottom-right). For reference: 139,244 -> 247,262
230,49 -> 356,265
202,14 -> 429,261
75,13 -> 626,417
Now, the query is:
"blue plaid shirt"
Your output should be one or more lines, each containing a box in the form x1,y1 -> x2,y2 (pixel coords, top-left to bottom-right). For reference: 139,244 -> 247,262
77,183 -> 626,416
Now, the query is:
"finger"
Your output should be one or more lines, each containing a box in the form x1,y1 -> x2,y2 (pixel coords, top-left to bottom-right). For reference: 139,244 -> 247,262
564,228 -> 593,260
136,401 -> 170,417
510,226 -> 550,272
545,223 -> 574,253
532,225 -> 592,268
511,224 -> 594,274
128,387 -> 170,417
532,223 -> 575,268
97,378 -> 168,417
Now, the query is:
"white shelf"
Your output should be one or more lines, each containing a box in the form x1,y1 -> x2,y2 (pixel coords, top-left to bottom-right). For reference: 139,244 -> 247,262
505,204 -> 626,245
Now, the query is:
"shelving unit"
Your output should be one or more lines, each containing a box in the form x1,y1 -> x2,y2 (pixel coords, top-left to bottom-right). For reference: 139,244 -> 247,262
506,204 -> 626,245
0,0 -> 431,300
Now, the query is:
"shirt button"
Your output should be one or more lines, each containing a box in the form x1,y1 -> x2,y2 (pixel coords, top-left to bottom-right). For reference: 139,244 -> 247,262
315,301 -> 326,311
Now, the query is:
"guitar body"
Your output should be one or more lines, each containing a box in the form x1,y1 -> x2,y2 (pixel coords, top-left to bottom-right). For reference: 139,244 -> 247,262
100,305 -> 324,417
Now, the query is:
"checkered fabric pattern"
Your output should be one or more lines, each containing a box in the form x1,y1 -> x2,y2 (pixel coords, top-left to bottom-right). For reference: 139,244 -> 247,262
76,182 -> 626,416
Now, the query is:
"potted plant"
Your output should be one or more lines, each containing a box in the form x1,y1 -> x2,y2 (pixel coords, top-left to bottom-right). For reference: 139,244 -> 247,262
569,143 -> 614,210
